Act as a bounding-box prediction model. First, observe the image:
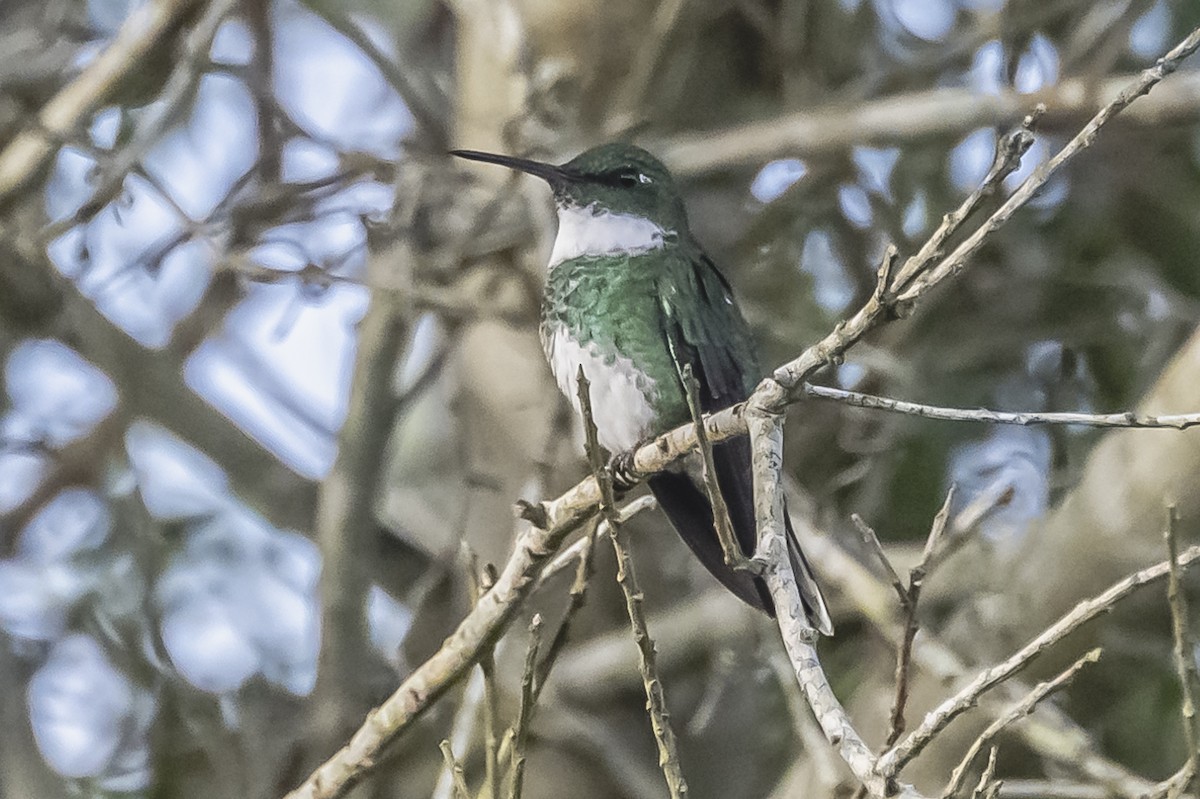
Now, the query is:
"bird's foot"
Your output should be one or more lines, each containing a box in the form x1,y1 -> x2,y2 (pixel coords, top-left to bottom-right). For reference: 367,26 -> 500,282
608,437 -> 653,493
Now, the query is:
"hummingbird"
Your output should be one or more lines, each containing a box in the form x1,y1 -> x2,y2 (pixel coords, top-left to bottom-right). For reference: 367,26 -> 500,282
451,143 -> 832,634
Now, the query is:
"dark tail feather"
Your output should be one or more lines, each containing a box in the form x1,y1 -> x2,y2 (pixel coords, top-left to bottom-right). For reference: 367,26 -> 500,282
649,471 -> 773,613
786,514 -> 834,635
648,437 -> 833,635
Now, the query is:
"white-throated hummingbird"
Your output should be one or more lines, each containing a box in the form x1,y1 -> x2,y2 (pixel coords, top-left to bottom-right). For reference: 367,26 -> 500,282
451,143 -> 832,634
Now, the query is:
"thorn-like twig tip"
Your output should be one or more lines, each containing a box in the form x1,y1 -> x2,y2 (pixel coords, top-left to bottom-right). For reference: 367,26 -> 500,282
516,499 -> 549,528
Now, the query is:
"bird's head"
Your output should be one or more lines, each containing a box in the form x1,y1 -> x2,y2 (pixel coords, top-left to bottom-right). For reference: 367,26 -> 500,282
451,143 -> 690,236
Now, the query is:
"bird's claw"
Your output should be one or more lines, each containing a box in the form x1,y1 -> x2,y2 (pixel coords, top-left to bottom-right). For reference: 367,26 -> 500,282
608,449 -> 640,493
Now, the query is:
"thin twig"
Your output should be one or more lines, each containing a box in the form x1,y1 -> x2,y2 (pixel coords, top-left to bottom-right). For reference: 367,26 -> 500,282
432,669 -> 486,799
1001,774 -> 1195,799
506,614 -> 543,799
852,514 -> 908,608
787,481 -> 1158,799
893,111 -> 1041,293
438,740 -> 472,799
1160,763 -> 1197,799
575,367 -> 621,528
758,107 -> 1038,405
803,384 -> 1200,431
606,514 -> 690,798
282,490 -> 594,799
886,492 -> 952,747
766,27 -> 1200,401
495,498 -> 656,773
536,496 -> 657,591
576,368 -> 689,799
1166,505 -> 1200,795
921,489 -> 953,566
430,547 -> 489,799
850,492 -> 954,799
532,521 -> 596,704
943,649 -> 1102,799
998,780 -> 1115,799
878,545 -> 1200,778
872,245 -> 900,307
971,748 -> 1001,799
896,26 -> 1200,305
680,362 -> 751,571
933,478 -> 1013,570
480,623 -> 501,799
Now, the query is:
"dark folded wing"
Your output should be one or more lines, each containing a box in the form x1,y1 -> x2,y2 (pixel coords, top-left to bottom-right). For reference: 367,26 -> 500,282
649,466 -> 772,612
653,251 -> 833,632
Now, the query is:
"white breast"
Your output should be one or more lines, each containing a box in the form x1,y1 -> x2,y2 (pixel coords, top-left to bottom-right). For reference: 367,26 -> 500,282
544,324 -> 658,453
548,205 -> 668,268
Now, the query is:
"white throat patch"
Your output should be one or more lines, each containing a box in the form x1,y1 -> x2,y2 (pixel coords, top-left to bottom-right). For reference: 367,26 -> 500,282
548,205 -> 668,268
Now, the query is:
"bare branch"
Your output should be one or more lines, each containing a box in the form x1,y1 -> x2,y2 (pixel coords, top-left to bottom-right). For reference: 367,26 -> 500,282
658,68 -> 1200,178
536,496 -> 657,591
892,112 -> 1040,292
791,477 -> 1159,799
998,780 -> 1118,799
943,649 -> 1102,799
478,568 -> 502,799
50,0 -> 237,232
896,26 -> 1200,305
605,508 -> 690,798
307,252 -> 410,754
853,496 -> 955,799
999,775 -> 1196,799
438,740 -> 471,799
281,500 -> 594,799
506,614 -> 543,799
575,366 -> 620,529
532,520 -> 596,704
803,384 -> 1200,431
1166,505 -> 1200,794
747,407 -> 918,799
1157,764 -> 1196,799
432,670 -> 486,799
758,108 -> 1038,403
878,545 -> 1200,778
886,491 -> 952,747
0,0 -> 206,206
852,514 -> 909,608
971,748 -> 1001,799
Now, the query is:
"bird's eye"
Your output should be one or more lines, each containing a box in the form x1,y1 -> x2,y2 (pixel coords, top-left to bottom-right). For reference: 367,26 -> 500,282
610,169 -> 651,187
615,170 -> 640,187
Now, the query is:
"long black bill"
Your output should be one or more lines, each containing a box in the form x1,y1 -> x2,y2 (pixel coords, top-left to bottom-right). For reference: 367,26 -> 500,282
449,149 -> 570,187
